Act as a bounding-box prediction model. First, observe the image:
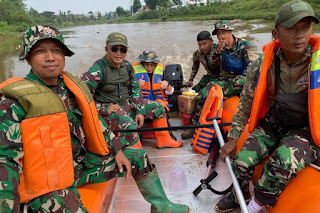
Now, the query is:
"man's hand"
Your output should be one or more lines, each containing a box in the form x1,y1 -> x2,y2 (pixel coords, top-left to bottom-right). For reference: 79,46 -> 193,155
219,138 -> 237,163
138,75 -> 145,87
115,150 -> 131,179
158,80 -> 169,90
185,81 -> 193,87
135,114 -> 144,128
108,103 -> 120,115
217,40 -> 228,53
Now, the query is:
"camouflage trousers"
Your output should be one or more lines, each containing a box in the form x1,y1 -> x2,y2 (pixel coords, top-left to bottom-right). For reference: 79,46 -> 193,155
97,99 -> 166,146
191,75 -> 245,125
27,147 -> 153,212
231,117 -> 320,207
192,74 -> 218,92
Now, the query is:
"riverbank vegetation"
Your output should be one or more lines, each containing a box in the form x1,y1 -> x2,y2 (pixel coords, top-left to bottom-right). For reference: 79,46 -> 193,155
1,0 -> 319,34
141,0 -> 319,22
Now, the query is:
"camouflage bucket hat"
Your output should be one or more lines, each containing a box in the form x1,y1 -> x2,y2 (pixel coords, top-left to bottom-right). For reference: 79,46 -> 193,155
106,32 -> 128,47
138,50 -> 160,63
275,0 -> 319,27
19,25 -> 74,61
212,20 -> 235,35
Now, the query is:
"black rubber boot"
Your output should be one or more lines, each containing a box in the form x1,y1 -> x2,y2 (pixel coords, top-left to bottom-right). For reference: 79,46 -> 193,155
215,192 -> 240,213
181,129 -> 194,139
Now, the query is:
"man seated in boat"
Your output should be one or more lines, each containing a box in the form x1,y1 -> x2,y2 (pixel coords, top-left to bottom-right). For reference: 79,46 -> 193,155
216,1 -> 320,212
0,25 -> 189,213
134,50 -> 174,111
132,50 -> 180,141
182,22 -> 253,139
81,33 -> 184,150
185,30 -> 220,93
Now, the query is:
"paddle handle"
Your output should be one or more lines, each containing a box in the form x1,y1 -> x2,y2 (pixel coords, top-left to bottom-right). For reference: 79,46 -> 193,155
212,119 -> 248,213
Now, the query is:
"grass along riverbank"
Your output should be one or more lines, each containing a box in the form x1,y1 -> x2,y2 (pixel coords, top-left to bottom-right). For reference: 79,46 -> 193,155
128,0 -> 319,24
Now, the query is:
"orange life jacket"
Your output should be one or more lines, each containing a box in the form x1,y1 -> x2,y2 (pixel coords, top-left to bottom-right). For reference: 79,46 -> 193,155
249,34 -> 320,147
133,62 -> 170,111
191,84 -> 223,154
0,71 -> 109,203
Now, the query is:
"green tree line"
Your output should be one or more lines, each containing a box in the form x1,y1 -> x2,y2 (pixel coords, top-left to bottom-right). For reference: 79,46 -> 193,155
136,0 -> 319,22
0,0 -> 135,34
0,0 -> 33,32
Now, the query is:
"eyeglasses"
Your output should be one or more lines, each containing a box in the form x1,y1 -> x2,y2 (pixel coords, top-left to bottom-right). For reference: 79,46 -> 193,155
111,46 -> 128,54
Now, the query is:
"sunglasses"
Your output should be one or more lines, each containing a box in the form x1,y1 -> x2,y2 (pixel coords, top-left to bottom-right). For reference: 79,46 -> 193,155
111,46 -> 128,54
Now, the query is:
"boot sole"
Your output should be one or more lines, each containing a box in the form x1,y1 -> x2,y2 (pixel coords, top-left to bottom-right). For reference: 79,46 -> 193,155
156,144 -> 183,149
214,205 -> 239,213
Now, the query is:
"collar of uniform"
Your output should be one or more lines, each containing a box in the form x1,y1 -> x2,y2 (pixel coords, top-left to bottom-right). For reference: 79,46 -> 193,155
104,55 -> 126,69
26,70 -> 64,87
26,70 -> 48,86
199,50 -> 210,57
275,43 -> 313,63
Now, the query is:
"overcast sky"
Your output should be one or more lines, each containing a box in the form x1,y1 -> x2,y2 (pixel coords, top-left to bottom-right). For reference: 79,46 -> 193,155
24,0 -> 144,14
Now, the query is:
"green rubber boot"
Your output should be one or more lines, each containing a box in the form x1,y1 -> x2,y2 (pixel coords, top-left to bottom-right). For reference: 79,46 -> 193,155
135,167 -> 189,213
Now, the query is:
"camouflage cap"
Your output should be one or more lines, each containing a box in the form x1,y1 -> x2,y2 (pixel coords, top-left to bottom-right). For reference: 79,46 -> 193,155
275,0 -> 319,27
212,20 -> 235,35
19,25 -> 74,61
138,50 -> 160,63
106,32 -> 128,47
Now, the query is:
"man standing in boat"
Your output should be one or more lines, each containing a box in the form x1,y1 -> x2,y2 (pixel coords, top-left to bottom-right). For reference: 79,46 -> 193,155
216,1 -> 320,212
0,25 -> 189,212
81,33 -> 184,149
182,23 -> 252,139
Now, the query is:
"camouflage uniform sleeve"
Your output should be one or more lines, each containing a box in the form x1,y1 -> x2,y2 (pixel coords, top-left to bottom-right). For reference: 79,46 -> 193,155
227,57 -> 262,140
98,114 -> 129,154
190,51 -> 200,81
81,63 -> 112,114
0,96 -> 25,212
241,39 -> 252,66
128,66 -> 146,115
81,62 -> 103,94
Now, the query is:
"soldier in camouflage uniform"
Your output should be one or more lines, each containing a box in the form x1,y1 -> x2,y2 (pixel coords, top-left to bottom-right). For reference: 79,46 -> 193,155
81,33 -> 184,149
216,1 -> 320,212
0,25 -> 189,213
185,31 -> 220,92
182,21 -> 252,139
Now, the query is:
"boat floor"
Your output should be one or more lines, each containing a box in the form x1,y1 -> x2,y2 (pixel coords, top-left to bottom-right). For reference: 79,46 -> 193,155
105,116 -> 265,213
